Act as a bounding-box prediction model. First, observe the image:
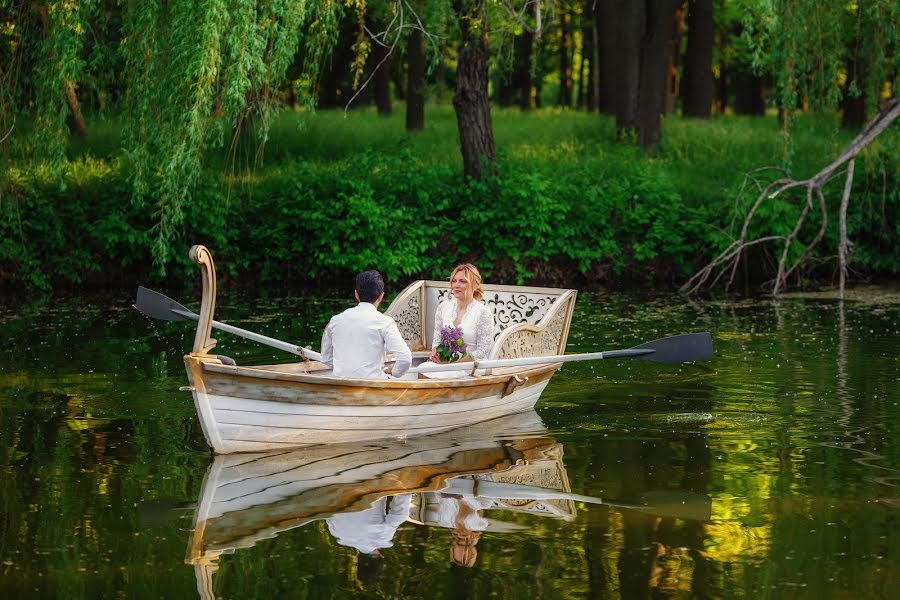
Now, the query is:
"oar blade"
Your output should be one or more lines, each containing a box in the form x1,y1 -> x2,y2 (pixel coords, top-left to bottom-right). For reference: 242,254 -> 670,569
134,287 -> 196,322
634,332 -> 713,363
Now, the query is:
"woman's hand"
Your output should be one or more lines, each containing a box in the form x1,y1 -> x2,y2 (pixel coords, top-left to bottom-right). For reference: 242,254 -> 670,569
429,351 -> 443,363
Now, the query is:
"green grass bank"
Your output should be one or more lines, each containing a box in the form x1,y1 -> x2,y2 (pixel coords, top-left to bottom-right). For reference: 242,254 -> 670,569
2,105 -> 898,292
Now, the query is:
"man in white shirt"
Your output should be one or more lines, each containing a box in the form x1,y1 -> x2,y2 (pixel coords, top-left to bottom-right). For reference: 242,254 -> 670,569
325,494 -> 412,554
320,270 -> 412,379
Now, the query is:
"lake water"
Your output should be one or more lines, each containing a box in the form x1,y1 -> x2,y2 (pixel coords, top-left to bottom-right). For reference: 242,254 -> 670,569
1,287 -> 898,598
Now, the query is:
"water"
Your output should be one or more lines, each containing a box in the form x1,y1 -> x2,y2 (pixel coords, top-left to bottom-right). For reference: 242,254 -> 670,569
1,287 -> 898,598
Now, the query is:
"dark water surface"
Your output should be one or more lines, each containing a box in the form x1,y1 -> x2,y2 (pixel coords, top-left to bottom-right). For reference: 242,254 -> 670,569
1,287 -> 898,599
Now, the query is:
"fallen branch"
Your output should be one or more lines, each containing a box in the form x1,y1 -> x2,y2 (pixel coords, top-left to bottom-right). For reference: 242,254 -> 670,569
681,97 -> 900,296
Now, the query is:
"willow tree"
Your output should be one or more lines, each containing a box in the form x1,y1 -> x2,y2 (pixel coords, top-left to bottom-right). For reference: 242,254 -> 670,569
682,0 -> 900,297
2,0 -> 345,270
119,0 -> 345,268
1,1 -> 95,168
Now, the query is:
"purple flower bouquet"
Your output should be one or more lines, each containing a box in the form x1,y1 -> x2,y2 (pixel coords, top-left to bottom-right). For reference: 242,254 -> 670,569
436,325 -> 469,362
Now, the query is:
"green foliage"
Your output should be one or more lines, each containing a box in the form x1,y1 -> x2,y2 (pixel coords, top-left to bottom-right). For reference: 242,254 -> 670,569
33,1 -> 87,174
738,0 -> 900,158
2,108 -> 898,291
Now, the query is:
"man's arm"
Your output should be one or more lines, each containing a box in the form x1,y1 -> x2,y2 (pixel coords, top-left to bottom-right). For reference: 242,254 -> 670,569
320,319 -> 335,368
383,320 -> 412,377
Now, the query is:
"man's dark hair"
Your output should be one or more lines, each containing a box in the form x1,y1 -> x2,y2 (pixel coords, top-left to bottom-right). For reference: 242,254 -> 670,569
356,270 -> 385,303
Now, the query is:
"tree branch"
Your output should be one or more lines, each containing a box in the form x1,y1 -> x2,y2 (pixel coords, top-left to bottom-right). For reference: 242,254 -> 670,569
682,97 -> 900,296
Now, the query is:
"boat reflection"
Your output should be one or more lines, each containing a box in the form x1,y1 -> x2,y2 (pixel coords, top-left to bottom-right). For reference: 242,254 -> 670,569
185,411 -> 569,595
185,411 -> 710,598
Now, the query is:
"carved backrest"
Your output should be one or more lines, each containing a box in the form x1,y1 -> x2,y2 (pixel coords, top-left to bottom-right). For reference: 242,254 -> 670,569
384,280 -> 577,355
482,441 -> 575,520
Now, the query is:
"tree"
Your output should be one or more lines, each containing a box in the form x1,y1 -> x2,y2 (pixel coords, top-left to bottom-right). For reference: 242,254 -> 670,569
615,0 -> 682,149
595,0 -> 617,115
452,0 -> 495,180
406,27 -> 426,129
370,30 -> 393,115
681,0 -> 714,118
557,2 -> 574,107
664,2 -> 686,115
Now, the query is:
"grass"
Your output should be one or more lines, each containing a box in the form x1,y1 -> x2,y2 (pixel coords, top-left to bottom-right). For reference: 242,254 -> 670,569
64,102 -> 896,195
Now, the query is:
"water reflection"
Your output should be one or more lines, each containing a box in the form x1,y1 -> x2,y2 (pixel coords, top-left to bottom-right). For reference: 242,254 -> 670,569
185,411 -> 711,598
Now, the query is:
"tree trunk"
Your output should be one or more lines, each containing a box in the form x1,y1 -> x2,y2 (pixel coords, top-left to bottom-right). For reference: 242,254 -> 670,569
391,60 -> 406,100
615,0 -> 643,136
715,18 -> 729,114
841,53 -> 866,129
587,1 -> 601,112
597,0 -> 617,115
733,68 -> 765,115
577,27 -> 589,109
664,2 -> 686,114
516,30 -> 534,110
453,0 -> 495,180
372,41 -> 392,116
637,0 -> 681,149
558,5 -> 574,107
681,0 -> 714,118
37,6 -> 87,138
64,80 -> 87,138
406,28 -> 425,131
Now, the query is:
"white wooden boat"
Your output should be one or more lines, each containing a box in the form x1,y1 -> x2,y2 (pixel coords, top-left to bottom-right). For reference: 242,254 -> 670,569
181,246 -> 578,453
185,412 -> 573,598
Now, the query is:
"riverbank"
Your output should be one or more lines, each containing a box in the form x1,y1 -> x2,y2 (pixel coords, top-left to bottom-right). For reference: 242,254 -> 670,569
2,106 -> 897,292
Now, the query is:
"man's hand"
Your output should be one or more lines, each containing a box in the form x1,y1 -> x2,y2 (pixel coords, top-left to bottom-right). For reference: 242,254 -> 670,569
383,365 -> 394,375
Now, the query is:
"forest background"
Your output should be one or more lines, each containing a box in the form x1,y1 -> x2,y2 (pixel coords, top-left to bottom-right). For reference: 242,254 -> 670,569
1,0 -> 898,294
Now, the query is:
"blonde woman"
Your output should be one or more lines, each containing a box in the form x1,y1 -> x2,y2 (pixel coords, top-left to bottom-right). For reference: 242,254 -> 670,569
419,263 -> 494,379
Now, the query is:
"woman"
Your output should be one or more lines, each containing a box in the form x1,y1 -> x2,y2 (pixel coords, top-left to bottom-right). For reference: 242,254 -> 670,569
418,263 -> 494,379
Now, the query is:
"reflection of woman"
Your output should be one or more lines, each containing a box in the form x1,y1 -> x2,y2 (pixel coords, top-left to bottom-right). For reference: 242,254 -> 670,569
450,499 -> 484,568
422,491 -> 493,568
419,264 -> 494,379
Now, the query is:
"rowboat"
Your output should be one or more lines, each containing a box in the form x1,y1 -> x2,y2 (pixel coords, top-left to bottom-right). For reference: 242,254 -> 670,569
178,246 -> 579,453
136,245 -> 712,454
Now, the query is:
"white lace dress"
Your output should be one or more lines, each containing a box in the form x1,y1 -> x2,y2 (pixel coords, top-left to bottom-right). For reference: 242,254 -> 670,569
419,299 -> 494,379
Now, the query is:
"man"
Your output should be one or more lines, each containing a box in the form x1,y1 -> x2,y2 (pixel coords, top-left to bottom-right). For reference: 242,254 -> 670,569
320,270 -> 412,379
325,494 -> 412,555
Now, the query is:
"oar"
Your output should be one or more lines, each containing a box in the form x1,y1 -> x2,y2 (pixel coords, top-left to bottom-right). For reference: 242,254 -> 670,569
442,479 -> 712,522
133,287 -> 323,361
407,332 -> 713,374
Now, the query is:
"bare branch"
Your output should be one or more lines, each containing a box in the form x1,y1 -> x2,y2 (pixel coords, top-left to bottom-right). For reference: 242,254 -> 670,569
838,159 -> 855,300
500,0 -> 543,39
682,97 -> 900,296
0,114 -> 14,145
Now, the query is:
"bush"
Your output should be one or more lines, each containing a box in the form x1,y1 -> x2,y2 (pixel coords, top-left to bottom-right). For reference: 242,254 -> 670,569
2,107 -> 897,291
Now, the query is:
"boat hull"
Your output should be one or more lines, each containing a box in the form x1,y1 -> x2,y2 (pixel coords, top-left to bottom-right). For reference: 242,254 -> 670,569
185,355 -> 561,453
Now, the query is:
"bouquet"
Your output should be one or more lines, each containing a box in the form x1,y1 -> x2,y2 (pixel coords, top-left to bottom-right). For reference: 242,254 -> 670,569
436,325 -> 470,362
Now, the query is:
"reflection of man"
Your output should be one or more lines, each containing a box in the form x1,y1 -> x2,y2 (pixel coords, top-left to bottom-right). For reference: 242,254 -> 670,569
325,494 -> 412,555
320,270 -> 411,379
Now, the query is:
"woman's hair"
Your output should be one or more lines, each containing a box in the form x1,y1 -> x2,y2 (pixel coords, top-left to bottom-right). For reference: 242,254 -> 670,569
451,263 -> 484,301
450,530 -> 481,567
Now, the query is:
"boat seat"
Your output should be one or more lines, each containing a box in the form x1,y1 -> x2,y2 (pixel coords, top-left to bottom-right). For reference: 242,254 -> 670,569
385,280 -> 577,360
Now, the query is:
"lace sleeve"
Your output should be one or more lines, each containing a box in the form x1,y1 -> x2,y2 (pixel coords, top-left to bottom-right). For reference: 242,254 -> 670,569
431,301 -> 445,350
470,303 -> 494,360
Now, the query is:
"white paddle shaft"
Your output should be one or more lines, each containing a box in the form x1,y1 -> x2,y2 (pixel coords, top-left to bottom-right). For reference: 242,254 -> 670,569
173,309 -> 323,362
406,349 -> 653,374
